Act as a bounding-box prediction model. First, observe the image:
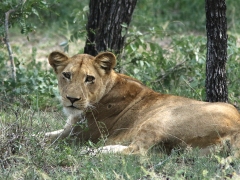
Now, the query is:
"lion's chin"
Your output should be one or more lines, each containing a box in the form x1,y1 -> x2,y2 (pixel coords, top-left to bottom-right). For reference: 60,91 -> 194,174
63,106 -> 83,117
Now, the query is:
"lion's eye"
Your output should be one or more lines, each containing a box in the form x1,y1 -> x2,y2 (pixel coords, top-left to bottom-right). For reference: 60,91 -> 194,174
85,75 -> 95,83
62,72 -> 71,79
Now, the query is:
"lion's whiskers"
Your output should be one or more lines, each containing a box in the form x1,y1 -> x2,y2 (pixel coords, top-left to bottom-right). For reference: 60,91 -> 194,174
87,104 -> 96,111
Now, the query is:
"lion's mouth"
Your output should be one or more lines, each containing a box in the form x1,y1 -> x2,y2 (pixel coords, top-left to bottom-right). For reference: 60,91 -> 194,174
68,105 -> 80,109
63,106 -> 83,117
67,105 -> 87,111
63,102 -> 87,111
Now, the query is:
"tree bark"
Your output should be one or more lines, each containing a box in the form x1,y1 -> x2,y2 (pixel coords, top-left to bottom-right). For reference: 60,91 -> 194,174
84,0 -> 137,56
205,0 -> 228,102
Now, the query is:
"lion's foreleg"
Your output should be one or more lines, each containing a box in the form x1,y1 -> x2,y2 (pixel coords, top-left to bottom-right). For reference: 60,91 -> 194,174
45,129 -> 69,141
95,144 -> 146,155
45,115 -> 82,142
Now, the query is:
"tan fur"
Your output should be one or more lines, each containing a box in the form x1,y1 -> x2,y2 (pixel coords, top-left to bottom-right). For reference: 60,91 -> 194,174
46,51 -> 240,155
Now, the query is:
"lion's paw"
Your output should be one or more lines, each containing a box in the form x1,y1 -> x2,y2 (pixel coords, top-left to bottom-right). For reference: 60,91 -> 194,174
80,145 -> 128,156
97,145 -> 128,153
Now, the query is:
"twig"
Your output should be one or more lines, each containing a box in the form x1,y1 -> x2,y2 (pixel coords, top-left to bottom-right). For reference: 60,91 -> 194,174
154,60 -> 187,82
3,0 -> 27,82
4,9 -> 16,82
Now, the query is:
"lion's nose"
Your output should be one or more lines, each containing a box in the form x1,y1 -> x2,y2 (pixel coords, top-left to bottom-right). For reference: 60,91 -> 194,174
66,96 -> 81,104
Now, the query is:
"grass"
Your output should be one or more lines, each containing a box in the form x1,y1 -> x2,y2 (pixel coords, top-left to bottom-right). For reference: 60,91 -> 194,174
1,96 -> 240,179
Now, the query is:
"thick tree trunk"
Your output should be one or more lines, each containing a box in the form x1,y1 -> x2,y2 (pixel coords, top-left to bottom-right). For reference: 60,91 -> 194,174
84,0 -> 137,56
205,0 -> 228,102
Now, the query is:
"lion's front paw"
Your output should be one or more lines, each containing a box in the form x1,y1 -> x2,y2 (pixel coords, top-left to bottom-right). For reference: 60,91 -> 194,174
44,129 -> 64,142
97,145 -> 128,153
80,145 -> 128,156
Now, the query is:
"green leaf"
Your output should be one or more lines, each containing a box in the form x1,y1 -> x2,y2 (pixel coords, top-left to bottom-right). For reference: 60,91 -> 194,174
83,5 -> 89,12
40,1 -> 47,5
121,23 -> 128,28
32,7 -> 42,21
149,43 -> 156,52
133,68 -> 139,74
32,7 -> 39,18
130,44 -> 136,51
139,60 -> 144,67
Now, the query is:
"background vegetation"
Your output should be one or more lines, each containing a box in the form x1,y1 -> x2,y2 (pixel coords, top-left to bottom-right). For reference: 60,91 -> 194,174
0,0 -> 240,179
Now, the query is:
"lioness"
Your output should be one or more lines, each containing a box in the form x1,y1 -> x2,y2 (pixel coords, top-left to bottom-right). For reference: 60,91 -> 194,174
46,51 -> 240,155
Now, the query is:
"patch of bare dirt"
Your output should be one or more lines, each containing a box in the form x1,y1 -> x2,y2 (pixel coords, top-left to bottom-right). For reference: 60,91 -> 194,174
8,30 -> 84,69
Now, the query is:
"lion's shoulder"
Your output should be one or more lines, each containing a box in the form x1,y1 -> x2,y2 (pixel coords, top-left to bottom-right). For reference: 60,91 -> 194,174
117,73 -> 142,84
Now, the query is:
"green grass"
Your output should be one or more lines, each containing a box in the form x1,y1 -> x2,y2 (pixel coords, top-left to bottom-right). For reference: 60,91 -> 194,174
1,98 -> 240,179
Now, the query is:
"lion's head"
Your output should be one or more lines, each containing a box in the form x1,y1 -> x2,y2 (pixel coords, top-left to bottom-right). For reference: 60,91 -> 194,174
48,51 -> 117,116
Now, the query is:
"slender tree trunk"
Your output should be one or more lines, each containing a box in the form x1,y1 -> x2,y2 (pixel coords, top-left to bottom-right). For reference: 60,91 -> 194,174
84,0 -> 137,56
4,9 -> 16,82
205,0 -> 228,102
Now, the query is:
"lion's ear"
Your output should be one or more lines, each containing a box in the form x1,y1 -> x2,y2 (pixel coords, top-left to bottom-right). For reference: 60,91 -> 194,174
94,52 -> 116,73
48,51 -> 69,74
